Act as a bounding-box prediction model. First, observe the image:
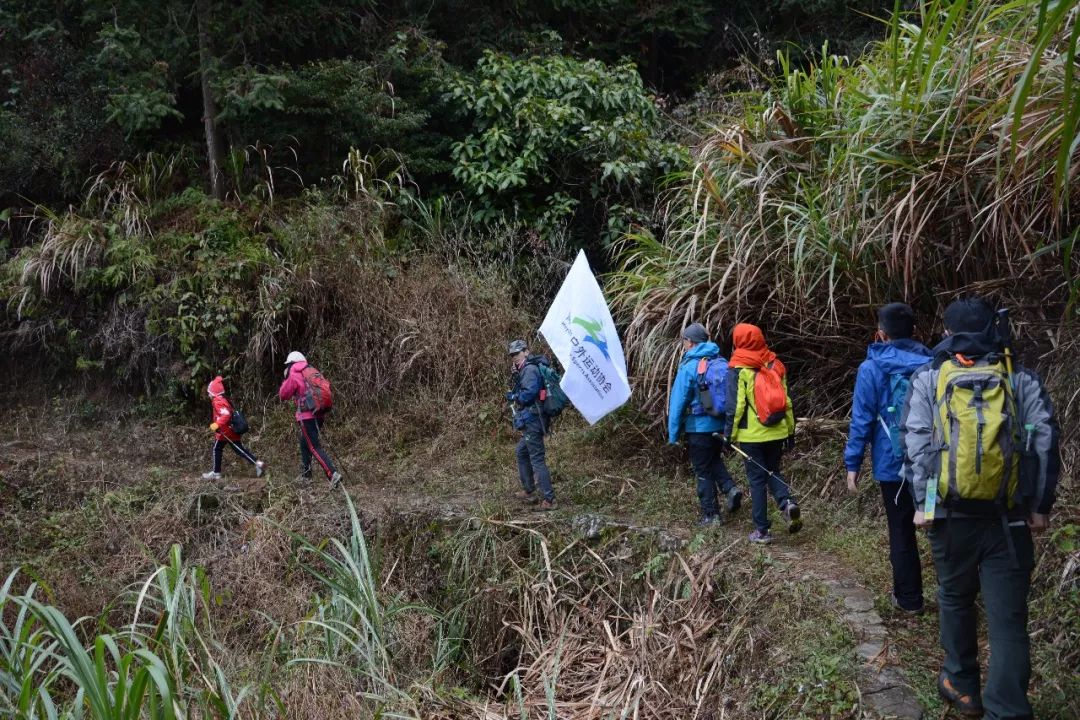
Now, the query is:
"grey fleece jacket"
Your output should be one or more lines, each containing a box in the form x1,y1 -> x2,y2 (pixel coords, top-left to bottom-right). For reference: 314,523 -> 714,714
900,358 -> 1060,517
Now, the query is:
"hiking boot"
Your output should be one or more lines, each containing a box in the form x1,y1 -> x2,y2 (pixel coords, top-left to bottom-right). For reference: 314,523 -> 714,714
783,501 -> 803,534
726,487 -> 744,513
938,674 -> 984,717
254,461 -> 266,478
539,499 -> 557,511
514,489 -> 538,503
890,593 -> 925,615
748,529 -> 773,544
698,514 -> 723,527
329,471 -> 343,489
201,471 -> 222,482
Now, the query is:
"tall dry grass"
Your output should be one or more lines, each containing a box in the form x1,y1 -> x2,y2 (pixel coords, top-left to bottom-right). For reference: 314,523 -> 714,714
610,0 -> 1080,415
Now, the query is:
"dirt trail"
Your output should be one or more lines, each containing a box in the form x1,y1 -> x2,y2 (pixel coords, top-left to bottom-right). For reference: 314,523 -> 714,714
766,546 -> 924,719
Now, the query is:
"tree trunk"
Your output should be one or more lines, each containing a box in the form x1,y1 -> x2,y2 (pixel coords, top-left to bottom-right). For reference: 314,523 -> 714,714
197,0 -> 224,200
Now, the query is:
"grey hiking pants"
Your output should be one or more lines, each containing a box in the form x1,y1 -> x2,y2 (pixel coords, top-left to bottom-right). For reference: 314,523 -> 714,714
515,417 -> 553,501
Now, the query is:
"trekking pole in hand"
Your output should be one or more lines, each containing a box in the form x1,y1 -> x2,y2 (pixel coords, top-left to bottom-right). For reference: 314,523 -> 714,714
317,424 -> 349,490
712,432 -> 801,496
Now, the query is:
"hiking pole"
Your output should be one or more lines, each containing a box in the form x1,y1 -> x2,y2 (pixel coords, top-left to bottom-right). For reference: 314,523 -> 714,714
317,422 -> 352,490
711,432 -> 802,497
997,308 -> 1015,383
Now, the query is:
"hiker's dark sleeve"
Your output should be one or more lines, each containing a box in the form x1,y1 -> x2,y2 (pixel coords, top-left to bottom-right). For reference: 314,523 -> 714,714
668,361 -> 692,444
723,367 -> 741,438
844,362 -> 876,473
1017,368 -> 1060,514
517,365 -> 542,406
900,366 -> 935,506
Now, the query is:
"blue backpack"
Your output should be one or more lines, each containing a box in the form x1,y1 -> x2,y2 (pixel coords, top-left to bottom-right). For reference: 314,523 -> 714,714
879,372 -> 912,459
694,357 -> 728,418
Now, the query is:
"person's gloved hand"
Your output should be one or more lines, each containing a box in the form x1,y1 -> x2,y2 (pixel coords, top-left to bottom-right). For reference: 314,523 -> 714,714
713,433 -> 734,456
784,435 -> 796,452
209,422 -> 219,432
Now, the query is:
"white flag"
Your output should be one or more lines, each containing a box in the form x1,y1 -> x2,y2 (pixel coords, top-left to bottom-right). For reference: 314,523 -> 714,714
539,250 -> 631,425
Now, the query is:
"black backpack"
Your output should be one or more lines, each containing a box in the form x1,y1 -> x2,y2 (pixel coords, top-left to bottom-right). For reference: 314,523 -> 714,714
229,408 -> 250,435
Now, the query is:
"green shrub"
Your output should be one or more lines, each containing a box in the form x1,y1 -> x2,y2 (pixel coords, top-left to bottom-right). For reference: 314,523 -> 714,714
445,50 -> 685,245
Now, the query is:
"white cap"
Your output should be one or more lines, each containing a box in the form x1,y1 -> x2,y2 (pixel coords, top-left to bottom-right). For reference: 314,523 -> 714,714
284,351 -> 306,365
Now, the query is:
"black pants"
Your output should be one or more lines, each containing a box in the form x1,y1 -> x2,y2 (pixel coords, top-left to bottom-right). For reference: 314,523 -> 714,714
515,417 -> 553,501
686,432 -> 735,517
298,418 -> 336,479
929,518 -> 1034,720
212,437 -> 258,473
880,481 -> 923,610
741,440 -> 792,532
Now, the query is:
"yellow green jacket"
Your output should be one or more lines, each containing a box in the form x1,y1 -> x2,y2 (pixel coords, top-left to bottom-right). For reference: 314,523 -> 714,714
723,365 -> 795,443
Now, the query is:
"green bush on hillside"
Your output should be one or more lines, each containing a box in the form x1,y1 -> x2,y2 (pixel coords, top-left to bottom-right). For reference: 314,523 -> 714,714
445,50 -> 686,244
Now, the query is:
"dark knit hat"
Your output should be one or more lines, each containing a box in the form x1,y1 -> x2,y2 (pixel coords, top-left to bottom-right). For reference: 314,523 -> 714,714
681,323 -> 708,344
943,297 -> 996,334
877,303 -> 915,339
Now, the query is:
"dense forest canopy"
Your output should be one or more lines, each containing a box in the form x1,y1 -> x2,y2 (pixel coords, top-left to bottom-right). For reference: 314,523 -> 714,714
0,0 -> 896,209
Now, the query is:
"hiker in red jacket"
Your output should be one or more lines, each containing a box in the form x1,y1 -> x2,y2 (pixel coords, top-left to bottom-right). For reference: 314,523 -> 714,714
203,375 -> 265,482
279,351 -> 342,488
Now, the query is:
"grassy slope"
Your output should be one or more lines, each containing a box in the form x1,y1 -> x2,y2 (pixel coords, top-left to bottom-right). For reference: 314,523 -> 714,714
1,390 -> 1076,718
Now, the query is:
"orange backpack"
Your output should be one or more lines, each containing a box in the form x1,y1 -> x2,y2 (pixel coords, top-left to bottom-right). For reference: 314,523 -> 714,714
752,362 -> 788,426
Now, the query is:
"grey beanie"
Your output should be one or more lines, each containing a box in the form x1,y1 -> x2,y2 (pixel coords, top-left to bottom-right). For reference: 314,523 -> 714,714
681,323 -> 708,344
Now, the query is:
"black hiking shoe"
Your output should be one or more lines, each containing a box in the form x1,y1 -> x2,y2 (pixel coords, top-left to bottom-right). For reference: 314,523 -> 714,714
890,593 -> 925,615
783,501 -> 803,534
938,674 -> 984,717
726,487 -> 743,513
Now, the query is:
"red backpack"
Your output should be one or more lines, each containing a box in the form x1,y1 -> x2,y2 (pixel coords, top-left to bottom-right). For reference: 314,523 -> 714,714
752,362 -> 788,426
301,365 -> 334,415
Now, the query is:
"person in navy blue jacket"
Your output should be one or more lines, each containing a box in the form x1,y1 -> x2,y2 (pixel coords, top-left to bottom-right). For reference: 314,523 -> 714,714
668,323 -> 742,526
506,339 -> 556,510
844,303 -> 932,613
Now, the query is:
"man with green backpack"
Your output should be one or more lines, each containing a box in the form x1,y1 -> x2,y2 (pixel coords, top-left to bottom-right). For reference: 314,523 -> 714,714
902,297 -> 1060,720
506,339 -> 566,510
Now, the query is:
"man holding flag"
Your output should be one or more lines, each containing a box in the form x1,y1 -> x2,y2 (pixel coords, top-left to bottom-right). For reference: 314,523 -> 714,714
503,251 -> 632,509
506,339 -> 557,510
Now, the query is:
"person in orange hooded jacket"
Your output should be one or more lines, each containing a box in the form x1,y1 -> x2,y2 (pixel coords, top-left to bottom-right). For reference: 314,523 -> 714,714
202,376 -> 265,482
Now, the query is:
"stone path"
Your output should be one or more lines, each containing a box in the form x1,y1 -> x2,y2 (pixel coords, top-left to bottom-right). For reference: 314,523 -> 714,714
770,548 -> 924,719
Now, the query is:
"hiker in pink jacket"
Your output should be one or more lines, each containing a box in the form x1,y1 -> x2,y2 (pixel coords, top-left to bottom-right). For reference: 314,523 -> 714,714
279,351 -> 341,487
